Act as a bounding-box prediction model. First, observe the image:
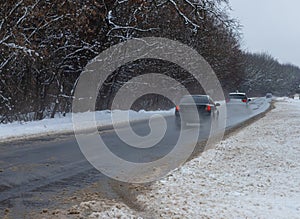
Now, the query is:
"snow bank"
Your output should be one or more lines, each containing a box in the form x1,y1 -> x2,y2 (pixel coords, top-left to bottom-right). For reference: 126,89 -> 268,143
74,200 -> 142,219
0,109 -> 174,142
134,99 -> 300,218
56,98 -> 300,219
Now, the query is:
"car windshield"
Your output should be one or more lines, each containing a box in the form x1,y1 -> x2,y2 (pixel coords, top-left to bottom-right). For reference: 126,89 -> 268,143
180,96 -> 209,104
229,94 -> 246,99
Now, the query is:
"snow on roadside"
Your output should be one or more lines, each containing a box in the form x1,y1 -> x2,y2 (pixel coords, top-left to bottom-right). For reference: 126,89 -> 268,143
37,198 -> 142,219
71,199 -> 142,219
64,99 -> 300,219
134,99 -> 300,218
0,109 -> 174,142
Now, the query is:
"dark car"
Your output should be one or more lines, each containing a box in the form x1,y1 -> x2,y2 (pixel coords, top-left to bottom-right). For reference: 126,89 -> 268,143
175,95 -> 220,126
227,92 -> 251,104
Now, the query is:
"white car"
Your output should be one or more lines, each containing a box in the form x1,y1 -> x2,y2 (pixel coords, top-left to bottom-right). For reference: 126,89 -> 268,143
227,92 -> 251,104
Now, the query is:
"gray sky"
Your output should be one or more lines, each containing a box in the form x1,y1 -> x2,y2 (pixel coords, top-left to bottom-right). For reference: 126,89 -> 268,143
229,0 -> 300,67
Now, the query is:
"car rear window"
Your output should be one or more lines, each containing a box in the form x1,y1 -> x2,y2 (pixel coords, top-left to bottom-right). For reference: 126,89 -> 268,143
229,94 -> 246,99
180,96 -> 209,104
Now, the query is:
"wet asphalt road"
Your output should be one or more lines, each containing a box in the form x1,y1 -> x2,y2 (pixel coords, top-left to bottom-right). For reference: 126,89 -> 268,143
0,98 -> 270,216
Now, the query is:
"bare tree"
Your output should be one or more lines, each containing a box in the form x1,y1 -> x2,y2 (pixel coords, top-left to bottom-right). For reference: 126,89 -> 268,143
241,52 -> 300,96
0,0 -> 244,122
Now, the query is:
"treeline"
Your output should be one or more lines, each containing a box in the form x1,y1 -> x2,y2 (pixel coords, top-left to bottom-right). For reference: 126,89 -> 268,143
0,0 -> 299,123
240,52 -> 300,96
0,0 -> 242,123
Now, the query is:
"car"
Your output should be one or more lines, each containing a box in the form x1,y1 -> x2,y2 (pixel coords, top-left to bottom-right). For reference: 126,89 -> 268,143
175,95 -> 220,126
227,91 -> 251,104
266,93 -> 273,98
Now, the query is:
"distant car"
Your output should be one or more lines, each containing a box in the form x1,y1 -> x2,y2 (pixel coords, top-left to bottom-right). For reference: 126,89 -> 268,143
227,92 -> 251,104
266,93 -> 273,98
175,95 -> 220,126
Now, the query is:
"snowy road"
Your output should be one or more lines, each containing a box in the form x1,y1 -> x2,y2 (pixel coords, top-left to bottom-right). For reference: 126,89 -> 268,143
35,98 -> 299,219
0,97 -> 270,217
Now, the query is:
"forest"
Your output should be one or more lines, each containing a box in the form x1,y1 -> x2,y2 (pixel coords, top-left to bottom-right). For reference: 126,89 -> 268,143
1,0 -> 300,123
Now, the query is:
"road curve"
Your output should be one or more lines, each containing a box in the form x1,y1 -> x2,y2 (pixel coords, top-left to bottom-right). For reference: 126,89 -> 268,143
0,97 -> 270,217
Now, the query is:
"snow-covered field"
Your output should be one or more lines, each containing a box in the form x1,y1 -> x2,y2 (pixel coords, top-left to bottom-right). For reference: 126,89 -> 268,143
47,98 -> 300,219
0,109 -> 174,142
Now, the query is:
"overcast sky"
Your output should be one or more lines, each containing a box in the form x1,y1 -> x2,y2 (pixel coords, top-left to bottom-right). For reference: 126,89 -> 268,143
229,0 -> 300,67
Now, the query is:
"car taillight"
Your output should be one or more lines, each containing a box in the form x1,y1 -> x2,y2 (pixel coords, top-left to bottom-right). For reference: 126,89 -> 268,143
206,105 -> 211,112
242,99 -> 247,103
175,105 -> 180,111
